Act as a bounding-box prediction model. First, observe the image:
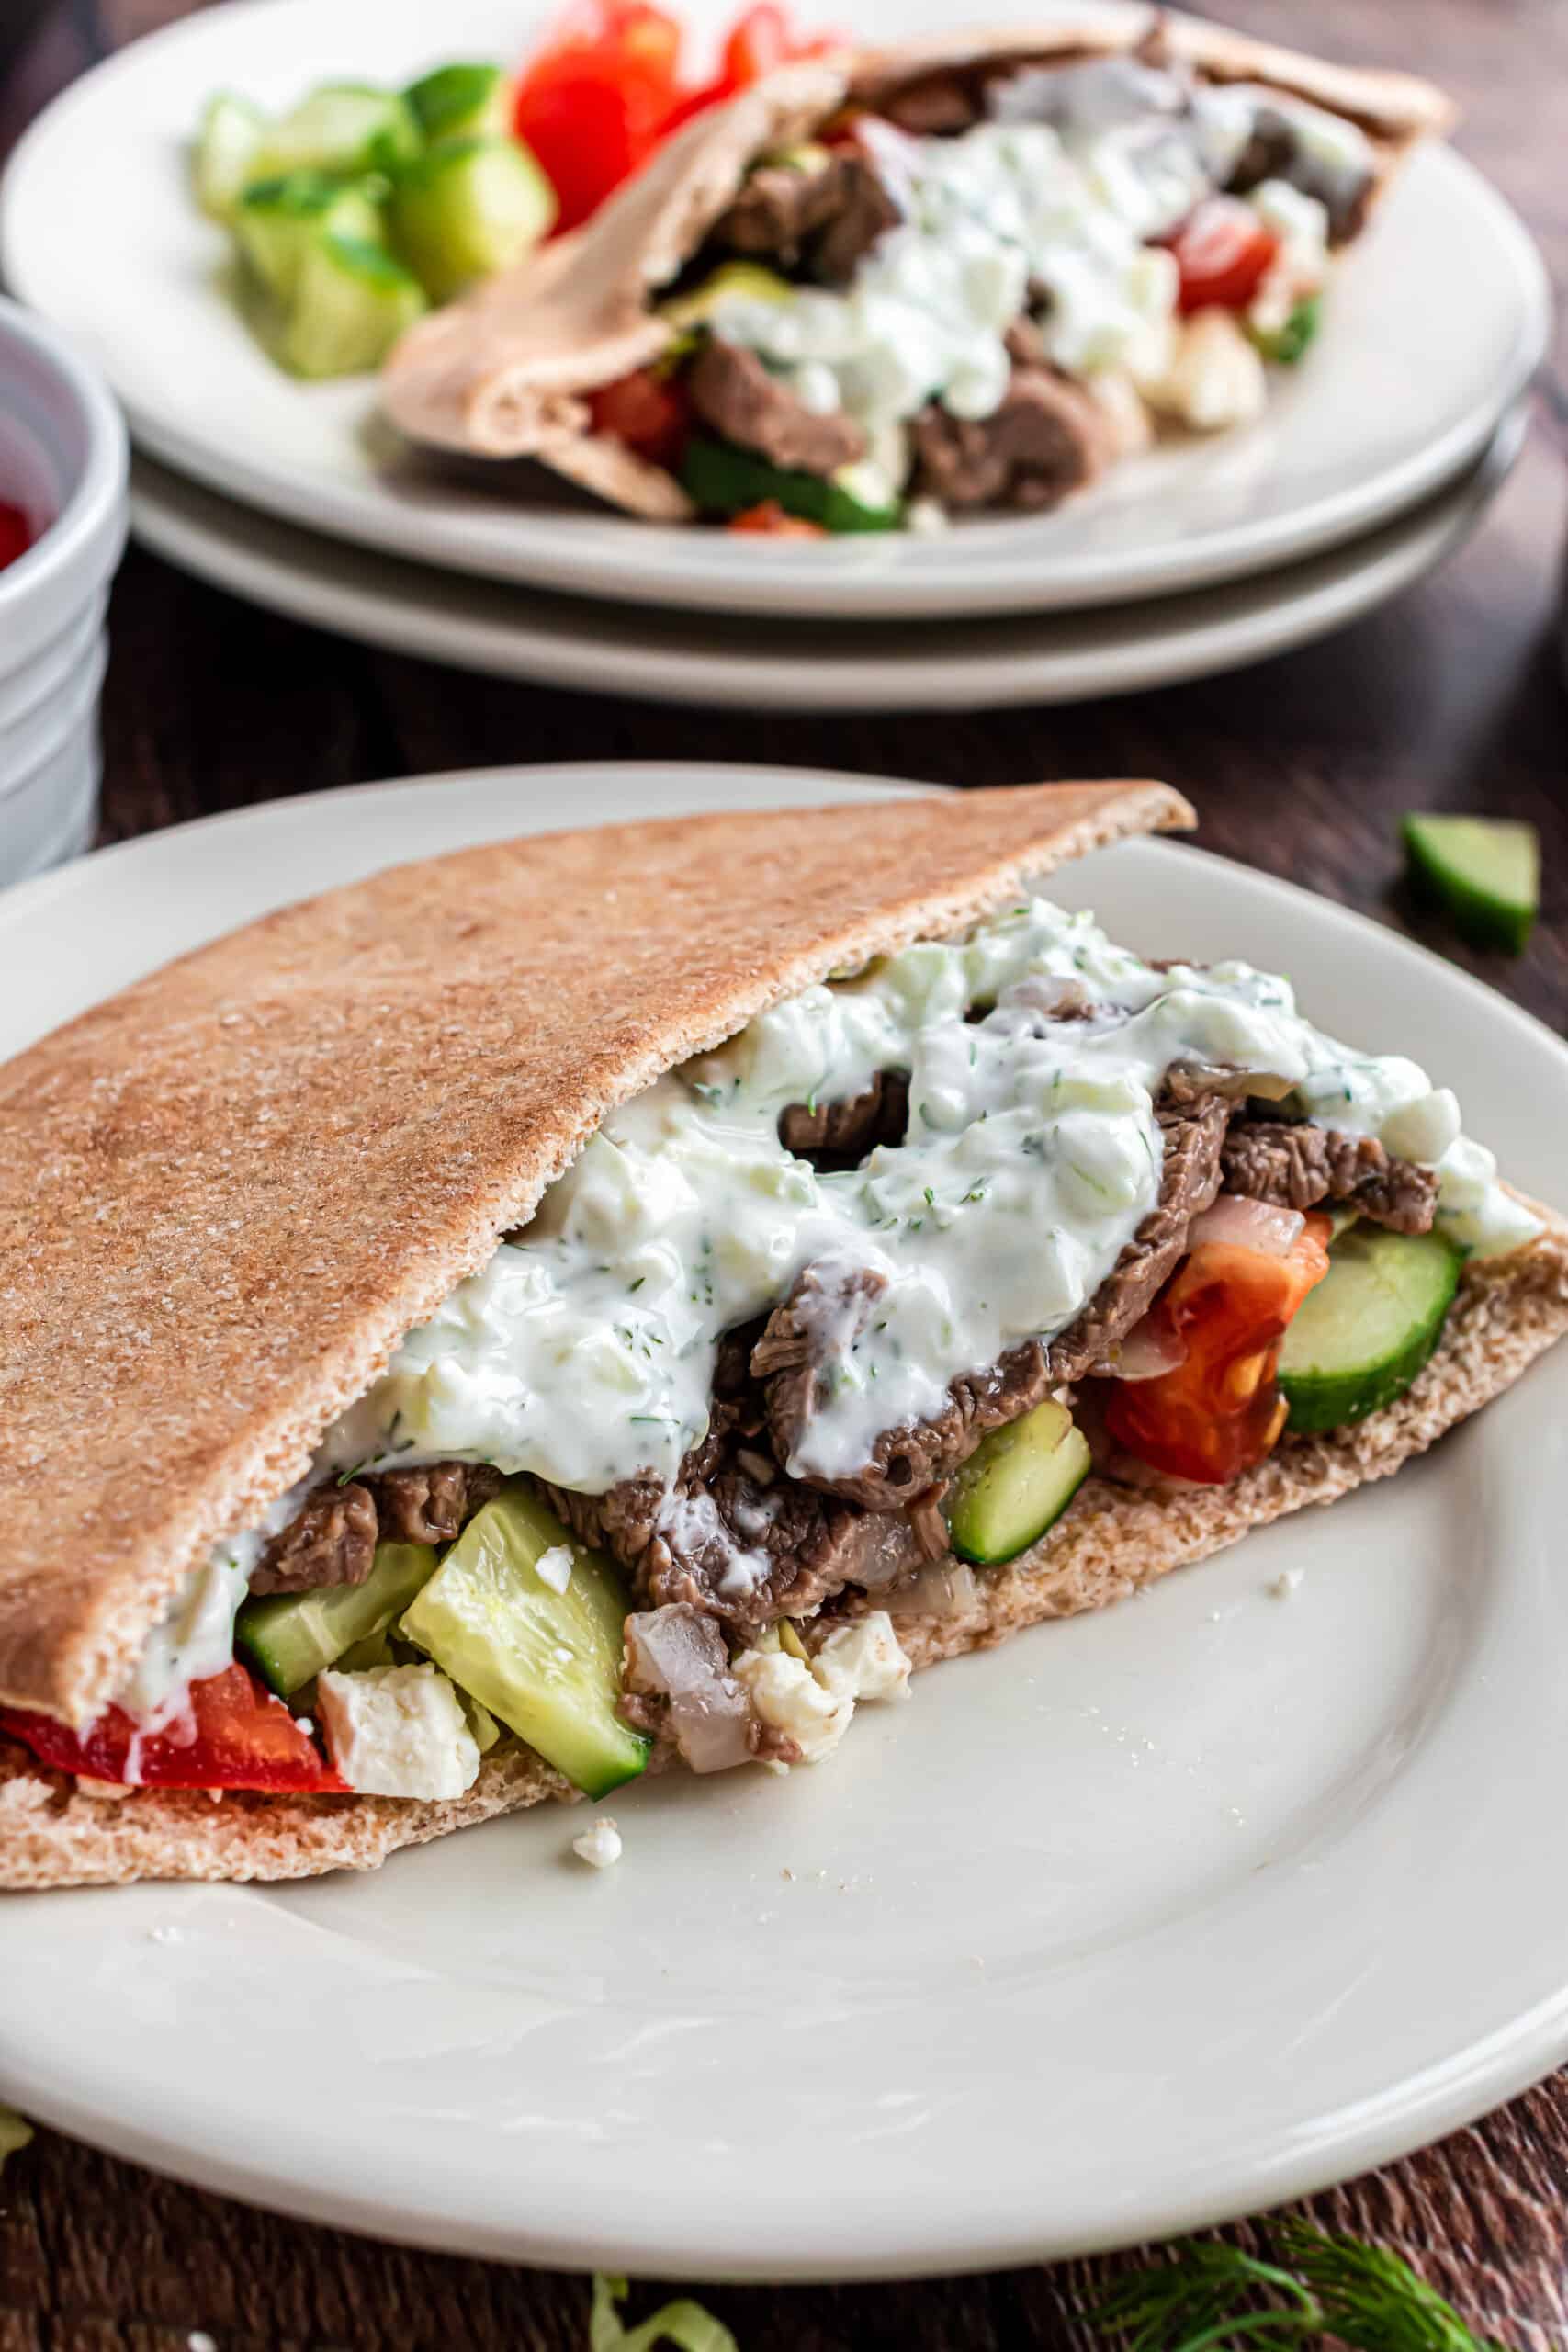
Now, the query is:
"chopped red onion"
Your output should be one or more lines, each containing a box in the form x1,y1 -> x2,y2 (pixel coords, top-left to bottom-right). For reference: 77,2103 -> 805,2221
1100,1316 -> 1189,1382
1187,1196 -> 1304,1256
625,1606 -> 754,1775
889,1562 -> 978,1621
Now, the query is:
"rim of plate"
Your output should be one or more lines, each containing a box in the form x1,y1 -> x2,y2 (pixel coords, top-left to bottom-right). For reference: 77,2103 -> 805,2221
5,763 -> 1568,2278
122,399 -> 1527,712
0,0 -> 1550,622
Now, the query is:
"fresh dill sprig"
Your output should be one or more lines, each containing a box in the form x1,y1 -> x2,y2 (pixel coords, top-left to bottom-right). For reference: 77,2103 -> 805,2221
1091,2224 -> 1506,2352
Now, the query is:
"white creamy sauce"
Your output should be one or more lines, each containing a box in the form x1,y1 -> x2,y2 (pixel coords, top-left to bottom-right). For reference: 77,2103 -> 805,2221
307,898 -> 1533,1517
116,1477 -> 312,1726
705,63 -> 1359,475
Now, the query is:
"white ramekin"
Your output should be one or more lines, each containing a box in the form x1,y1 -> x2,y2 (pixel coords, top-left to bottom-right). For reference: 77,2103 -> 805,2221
0,294 -> 128,888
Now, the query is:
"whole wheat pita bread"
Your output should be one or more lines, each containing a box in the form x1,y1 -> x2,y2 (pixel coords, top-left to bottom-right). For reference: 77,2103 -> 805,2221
6,1193 -> 1564,1889
380,12 -> 1453,519
0,780 -> 1190,1735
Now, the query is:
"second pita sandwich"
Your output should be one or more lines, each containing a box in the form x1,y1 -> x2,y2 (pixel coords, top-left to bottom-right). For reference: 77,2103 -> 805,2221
381,11 -> 1452,529
2,780 -> 1564,1891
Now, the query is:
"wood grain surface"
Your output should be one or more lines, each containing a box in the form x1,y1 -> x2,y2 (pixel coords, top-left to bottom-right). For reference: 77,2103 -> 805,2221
4,1 -> 1568,2345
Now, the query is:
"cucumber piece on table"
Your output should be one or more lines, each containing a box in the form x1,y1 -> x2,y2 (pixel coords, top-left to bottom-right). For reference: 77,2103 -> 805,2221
388,136 -> 557,301
404,62 -> 513,145
1278,1223 -> 1462,1433
235,171 -> 386,300
945,1398 -> 1091,1566
276,233 -> 428,378
680,433 -> 903,532
1403,814 -> 1540,956
237,1541 -> 437,1698
193,91 -> 267,222
400,1487 -> 648,1800
251,82 -> 422,180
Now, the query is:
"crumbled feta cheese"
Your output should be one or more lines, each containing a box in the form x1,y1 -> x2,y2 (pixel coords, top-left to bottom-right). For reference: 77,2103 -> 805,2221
316,1664 -> 480,1801
734,1613 -> 913,1769
572,1815 -> 623,1870
535,1544 -> 574,1594
733,1649 -> 854,1766
1269,1569 -> 1303,1599
1246,177 -> 1329,336
1380,1087 -> 1461,1168
812,1612 -> 913,1705
903,497 -> 950,536
1139,308 -> 1268,431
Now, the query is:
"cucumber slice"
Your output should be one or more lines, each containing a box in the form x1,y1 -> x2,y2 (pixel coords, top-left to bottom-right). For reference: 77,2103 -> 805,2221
945,1399 -> 1091,1566
193,91 -> 267,223
400,1487 -> 648,1800
404,62 -> 513,145
389,136 -> 557,301
660,260 -> 795,330
234,172 -> 386,300
236,1541 -> 437,1698
276,233 -> 428,379
1279,1224 -> 1462,1433
1249,293 -> 1319,365
680,433 -> 902,532
251,83 -> 421,180
1403,814 -> 1540,956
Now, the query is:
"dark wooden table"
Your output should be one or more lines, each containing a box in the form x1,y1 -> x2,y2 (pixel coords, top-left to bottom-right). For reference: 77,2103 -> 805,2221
4,4 -> 1568,2346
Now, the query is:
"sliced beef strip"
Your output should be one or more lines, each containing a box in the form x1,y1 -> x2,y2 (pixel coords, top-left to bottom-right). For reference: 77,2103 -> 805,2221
251,1481 -> 378,1594
755,1094 -> 1231,1510
709,153 -> 897,281
368,1460 -> 505,1544
779,1069 -> 909,1163
1223,105 -> 1372,243
1223,1119 -> 1438,1233
687,341 -> 866,478
253,1459 -> 503,1594
909,367 -> 1108,514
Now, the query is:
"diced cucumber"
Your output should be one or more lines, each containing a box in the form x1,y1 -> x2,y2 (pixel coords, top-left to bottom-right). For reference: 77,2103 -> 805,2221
236,1542 -> 437,1698
1278,1224 -> 1462,1433
1250,293 -> 1320,365
234,171 -> 386,300
1403,814 -> 1540,956
400,1487 -> 649,1800
945,1399 -> 1091,1566
404,62 -> 513,145
251,82 -> 422,180
388,136 -> 557,301
193,91 -> 267,223
660,260 -> 795,330
275,233 -> 428,378
680,433 -> 903,533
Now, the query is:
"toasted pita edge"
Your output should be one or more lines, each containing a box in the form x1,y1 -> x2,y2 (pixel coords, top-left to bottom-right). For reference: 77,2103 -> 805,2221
6,1199 -> 1562,1890
380,13 -> 1452,517
2,781 -> 1190,1733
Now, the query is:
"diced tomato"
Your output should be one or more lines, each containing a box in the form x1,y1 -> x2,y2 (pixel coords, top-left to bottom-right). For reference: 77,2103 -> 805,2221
1105,1212 -> 1332,1485
1167,196 -> 1279,314
0,1663 -> 347,1794
586,365 -> 692,466
727,499 -> 826,536
0,500 -> 32,570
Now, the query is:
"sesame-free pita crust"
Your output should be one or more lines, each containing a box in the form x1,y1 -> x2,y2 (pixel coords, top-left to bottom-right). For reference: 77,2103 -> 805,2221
380,11 -> 1452,518
0,779 -> 1190,1731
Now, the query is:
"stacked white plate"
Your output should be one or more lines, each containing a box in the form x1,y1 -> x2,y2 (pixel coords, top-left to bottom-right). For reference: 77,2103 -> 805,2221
0,0 -> 1550,707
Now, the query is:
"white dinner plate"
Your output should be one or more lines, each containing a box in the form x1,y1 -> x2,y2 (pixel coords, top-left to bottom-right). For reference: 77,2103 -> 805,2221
0,0 -> 1549,621
125,400 -> 1525,710
4,761 -> 1568,2280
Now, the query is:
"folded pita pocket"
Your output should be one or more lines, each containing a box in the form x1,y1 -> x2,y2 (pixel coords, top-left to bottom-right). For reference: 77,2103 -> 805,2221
380,13 -> 1453,518
4,779 -> 1563,1891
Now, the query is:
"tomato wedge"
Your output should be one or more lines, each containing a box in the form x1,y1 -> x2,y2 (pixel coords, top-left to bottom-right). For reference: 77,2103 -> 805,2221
585,366 -> 692,466
0,1663 -> 347,1793
728,499 -> 827,535
513,1 -> 684,232
1168,196 -> 1279,314
1105,1212 -> 1332,1485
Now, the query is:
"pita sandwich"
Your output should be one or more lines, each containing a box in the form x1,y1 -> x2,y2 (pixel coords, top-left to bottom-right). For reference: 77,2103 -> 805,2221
381,11 -> 1453,528
2,780 -> 1563,1890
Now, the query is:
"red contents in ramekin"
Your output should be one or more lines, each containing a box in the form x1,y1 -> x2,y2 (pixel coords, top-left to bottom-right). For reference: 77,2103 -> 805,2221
0,500 -> 34,571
